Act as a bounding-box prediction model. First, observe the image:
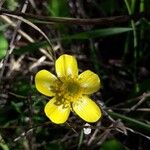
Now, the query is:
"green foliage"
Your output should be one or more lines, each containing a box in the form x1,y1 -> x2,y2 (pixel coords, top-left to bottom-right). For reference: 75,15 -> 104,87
62,28 -> 132,40
47,0 -> 71,38
0,143 -> 9,150
0,24 -> 9,31
46,143 -> 64,150
0,0 -> 150,149
98,0 -> 125,14
14,41 -> 48,55
0,32 -> 8,59
48,0 -> 70,17
4,0 -> 18,11
100,139 -> 125,150
130,79 -> 150,97
108,111 -> 150,134
12,79 -> 36,96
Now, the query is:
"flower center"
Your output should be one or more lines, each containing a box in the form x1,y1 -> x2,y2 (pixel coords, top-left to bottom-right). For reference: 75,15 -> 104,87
53,77 -> 82,104
65,80 -> 80,95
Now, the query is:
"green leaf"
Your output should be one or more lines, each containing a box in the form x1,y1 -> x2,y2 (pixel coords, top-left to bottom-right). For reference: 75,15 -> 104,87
100,139 -> 126,150
5,0 -> 18,11
48,0 -> 70,17
12,77 -> 36,96
0,24 -> 9,31
129,79 -> 150,97
108,111 -> 150,134
0,32 -> 8,59
47,143 -> 64,150
61,28 -> 132,40
48,0 -> 70,32
14,41 -> 48,55
11,101 -> 23,114
0,143 -> 9,150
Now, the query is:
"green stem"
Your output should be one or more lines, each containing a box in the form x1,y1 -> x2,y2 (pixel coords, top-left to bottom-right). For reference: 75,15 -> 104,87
140,0 -> 145,12
131,0 -> 136,13
77,130 -> 84,150
124,0 -> 138,92
124,0 -> 132,15
107,111 -> 150,134
89,39 -> 101,74
139,0 -> 145,58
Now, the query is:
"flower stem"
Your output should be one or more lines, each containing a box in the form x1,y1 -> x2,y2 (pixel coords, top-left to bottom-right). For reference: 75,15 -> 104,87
124,0 -> 139,92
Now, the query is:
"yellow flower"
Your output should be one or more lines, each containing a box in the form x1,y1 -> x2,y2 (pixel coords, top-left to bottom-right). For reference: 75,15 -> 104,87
35,54 -> 102,124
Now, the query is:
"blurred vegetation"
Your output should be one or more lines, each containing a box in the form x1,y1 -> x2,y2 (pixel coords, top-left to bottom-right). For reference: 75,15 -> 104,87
0,0 -> 150,149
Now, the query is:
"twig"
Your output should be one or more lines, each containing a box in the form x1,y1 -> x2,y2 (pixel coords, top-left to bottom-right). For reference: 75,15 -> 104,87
0,1 -> 28,83
9,92 -> 27,99
111,91 -> 150,108
129,92 -> 150,112
29,56 -> 46,71
87,121 -> 101,146
27,87 -> 34,150
0,9 -> 150,25
0,0 -> 5,8
3,13 -> 55,61
0,15 -> 34,42
0,15 -> 53,61
105,107 -> 150,112
126,127 -> 150,140
13,121 -> 50,142
14,128 -> 33,142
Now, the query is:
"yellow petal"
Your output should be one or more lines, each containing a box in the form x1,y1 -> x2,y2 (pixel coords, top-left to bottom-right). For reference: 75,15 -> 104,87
35,70 -> 57,96
73,96 -> 102,122
44,97 -> 70,124
78,70 -> 100,94
55,54 -> 78,78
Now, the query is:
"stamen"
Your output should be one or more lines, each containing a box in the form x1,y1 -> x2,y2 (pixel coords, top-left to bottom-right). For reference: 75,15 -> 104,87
53,77 -> 82,104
